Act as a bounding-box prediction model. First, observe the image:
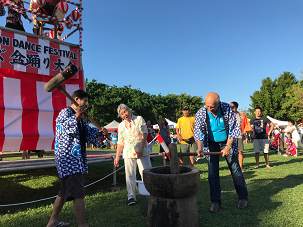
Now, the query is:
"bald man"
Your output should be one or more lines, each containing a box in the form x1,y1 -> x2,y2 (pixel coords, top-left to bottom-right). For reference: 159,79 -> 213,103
194,93 -> 248,213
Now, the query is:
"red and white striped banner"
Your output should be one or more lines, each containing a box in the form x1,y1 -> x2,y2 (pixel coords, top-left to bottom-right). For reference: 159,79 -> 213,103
0,28 -> 84,151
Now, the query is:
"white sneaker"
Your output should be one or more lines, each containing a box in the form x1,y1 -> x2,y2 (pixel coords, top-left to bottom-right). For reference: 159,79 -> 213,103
294,155 -> 297,157
283,154 -> 288,156
194,156 -> 205,161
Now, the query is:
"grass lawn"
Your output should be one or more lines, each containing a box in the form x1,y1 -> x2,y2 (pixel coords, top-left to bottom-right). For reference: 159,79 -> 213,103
1,143 -> 303,226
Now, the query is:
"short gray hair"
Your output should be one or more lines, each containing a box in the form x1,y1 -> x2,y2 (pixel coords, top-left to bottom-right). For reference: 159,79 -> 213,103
215,95 -> 220,104
117,103 -> 132,117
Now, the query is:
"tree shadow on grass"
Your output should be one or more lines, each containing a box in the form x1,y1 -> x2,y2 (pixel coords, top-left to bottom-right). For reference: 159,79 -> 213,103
0,168 -> 60,215
196,168 -> 303,227
0,161 -> 127,215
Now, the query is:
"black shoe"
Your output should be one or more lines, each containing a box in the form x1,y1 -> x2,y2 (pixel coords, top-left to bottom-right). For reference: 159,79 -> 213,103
210,203 -> 220,213
238,200 -> 248,209
128,198 -> 136,206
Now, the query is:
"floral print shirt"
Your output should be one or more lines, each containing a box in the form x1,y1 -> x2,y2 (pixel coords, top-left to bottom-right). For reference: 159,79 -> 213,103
117,115 -> 149,158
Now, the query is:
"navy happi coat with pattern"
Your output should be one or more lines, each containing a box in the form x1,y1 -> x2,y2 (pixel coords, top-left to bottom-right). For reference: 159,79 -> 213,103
54,108 -> 100,178
194,102 -> 241,159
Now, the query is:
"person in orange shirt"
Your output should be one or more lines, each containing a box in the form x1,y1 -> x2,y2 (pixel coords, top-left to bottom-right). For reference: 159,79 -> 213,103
230,102 -> 252,172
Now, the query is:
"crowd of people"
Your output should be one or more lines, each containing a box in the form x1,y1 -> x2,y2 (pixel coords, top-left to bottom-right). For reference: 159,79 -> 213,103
47,90 -> 303,226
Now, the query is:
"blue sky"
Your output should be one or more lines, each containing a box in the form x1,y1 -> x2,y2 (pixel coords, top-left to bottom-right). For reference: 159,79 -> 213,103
2,0 -> 303,110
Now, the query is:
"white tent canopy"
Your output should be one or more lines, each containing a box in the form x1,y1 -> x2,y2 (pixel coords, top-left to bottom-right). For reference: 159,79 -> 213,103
104,120 -> 120,129
266,116 -> 288,127
153,118 -> 177,129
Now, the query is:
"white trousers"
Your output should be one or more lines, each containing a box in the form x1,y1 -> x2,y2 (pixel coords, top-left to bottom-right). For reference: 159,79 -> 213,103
124,155 -> 152,200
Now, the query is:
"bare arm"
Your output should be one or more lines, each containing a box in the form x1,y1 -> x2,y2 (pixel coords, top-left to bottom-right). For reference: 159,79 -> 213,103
176,127 -> 183,141
268,122 -> 275,134
114,144 -> 123,167
196,141 -> 203,157
137,133 -> 147,159
283,127 -> 295,133
154,114 -> 161,129
266,122 -> 275,140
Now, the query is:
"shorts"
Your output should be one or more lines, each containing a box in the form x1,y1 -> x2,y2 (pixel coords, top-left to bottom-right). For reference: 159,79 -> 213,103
236,138 -> 244,151
58,173 -> 85,202
253,139 -> 269,154
180,143 -> 197,154
111,141 -> 117,145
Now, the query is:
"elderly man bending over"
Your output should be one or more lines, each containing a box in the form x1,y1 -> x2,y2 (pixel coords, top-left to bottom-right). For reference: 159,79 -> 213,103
114,104 -> 152,206
194,92 -> 248,213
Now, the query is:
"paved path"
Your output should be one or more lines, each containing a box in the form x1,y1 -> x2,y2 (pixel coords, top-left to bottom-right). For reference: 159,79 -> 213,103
0,150 -> 117,173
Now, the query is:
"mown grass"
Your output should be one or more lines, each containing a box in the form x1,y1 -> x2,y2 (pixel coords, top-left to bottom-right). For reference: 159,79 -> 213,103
0,144 -> 303,226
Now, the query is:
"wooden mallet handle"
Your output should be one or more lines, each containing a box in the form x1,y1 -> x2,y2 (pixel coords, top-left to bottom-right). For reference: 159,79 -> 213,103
57,85 -> 111,140
178,152 -> 222,157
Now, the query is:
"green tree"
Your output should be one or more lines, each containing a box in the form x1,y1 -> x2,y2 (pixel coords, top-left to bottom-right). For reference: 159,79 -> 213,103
281,78 -> 303,122
249,72 -> 297,120
85,79 -> 204,126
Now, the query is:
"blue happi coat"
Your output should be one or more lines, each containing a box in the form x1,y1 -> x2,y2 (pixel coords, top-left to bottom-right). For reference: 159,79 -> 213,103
194,102 -> 241,158
55,108 -> 100,178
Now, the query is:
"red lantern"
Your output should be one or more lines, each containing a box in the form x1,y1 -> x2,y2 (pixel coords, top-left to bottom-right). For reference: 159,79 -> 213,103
71,9 -> 80,22
58,2 -> 68,14
49,31 -> 55,39
65,19 -> 73,29
37,0 -> 46,7
46,31 -> 55,39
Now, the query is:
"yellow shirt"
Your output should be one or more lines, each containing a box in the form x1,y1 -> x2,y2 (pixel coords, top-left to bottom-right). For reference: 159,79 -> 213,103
176,116 -> 195,144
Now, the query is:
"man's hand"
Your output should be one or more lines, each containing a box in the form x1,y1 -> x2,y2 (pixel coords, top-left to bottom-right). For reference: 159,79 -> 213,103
136,147 -> 144,159
267,132 -> 271,141
196,147 -> 204,158
75,105 -> 86,119
252,134 -> 256,139
98,127 -> 108,137
114,156 -> 120,167
221,147 -> 230,157
177,135 -> 183,141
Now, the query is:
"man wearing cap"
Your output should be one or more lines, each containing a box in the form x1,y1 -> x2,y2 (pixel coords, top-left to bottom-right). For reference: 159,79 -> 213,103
194,92 -> 248,213
176,105 -> 197,166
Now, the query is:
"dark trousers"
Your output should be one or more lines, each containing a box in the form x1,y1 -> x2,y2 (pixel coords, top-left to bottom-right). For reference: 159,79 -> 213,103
208,140 -> 248,205
5,22 -> 25,32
